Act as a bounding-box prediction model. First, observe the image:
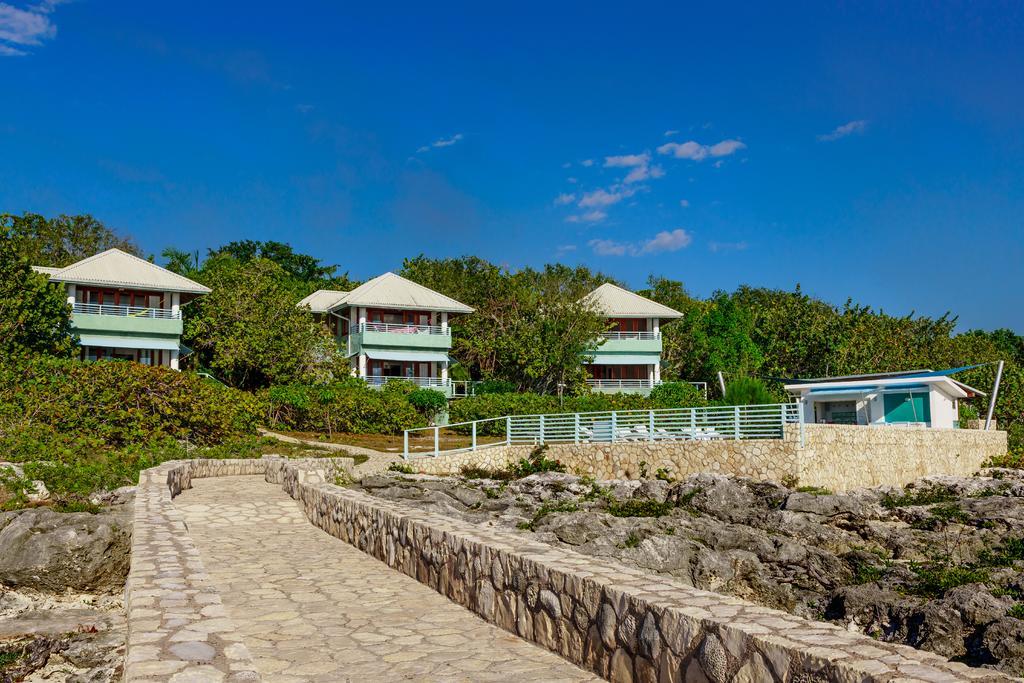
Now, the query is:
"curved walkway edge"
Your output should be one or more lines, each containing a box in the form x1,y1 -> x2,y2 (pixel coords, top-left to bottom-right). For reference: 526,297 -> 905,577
127,457 -> 1015,682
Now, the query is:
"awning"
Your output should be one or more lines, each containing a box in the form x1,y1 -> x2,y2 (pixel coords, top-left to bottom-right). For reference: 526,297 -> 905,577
362,349 -> 450,362
78,335 -> 181,351
588,355 -> 657,365
808,386 -> 880,397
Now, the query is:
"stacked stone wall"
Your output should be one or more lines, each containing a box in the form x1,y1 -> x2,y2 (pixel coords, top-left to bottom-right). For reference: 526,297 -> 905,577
413,425 -> 1007,491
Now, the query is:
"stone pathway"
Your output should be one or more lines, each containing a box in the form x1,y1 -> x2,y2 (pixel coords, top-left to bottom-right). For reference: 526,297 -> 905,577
175,476 -> 599,682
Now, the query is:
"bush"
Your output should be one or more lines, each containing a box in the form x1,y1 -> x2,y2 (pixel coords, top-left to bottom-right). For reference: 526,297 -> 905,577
0,357 -> 262,459
474,379 -> 517,395
648,381 -> 707,408
266,380 -> 424,435
407,388 -> 448,424
721,376 -> 774,406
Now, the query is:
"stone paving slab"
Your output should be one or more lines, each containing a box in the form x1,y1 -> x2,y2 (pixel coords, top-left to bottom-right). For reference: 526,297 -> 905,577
175,475 -> 600,682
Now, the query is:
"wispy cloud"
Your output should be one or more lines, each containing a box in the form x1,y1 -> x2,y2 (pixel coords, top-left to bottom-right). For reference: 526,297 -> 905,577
604,153 -> 649,168
604,152 -> 663,185
578,187 -> 636,209
417,133 -> 463,153
587,228 -> 693,257
818,119 -> 868,142
663,129 -> 679,137
580,159 -> 594,167
555,244 -> 577,256
709,240 -> 748,252
554,192 -> 576,206
679,199 -> 690,208
657,138 -> 746,161
566,210 -> 607,224
0,1 -> 65,57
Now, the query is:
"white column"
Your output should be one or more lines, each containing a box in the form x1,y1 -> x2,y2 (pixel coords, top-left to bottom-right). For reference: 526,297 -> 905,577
440,312 -> 448,333
358,353 -> 367,378
170,292 -> 180,317
649,365 -> 655,384
358,307 -> 367,328
653,362 -> 661,383
652,317 -> 660,336
66,284 -> 76,307
170,349 -> 180,371
441,360 -> 449,383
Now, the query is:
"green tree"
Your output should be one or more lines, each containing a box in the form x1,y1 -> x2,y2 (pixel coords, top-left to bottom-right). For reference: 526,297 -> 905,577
2,212 -> 141,267
183,256 -> 343,389
722,376 -> 774,405
0,229 -> 74,359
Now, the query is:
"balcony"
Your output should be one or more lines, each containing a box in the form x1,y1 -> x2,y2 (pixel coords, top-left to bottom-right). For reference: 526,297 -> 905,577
348,322 -> 452,354
588,379 -> 659,390
594,331 -> 662,355
71,302 -> 183,336
359,322 -> 446,335
364,376 -> 450,390
601,331 -> 659,340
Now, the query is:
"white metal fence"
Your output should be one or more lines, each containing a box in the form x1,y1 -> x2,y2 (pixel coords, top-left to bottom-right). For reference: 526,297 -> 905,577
358,322 -> 448,335
73,302 -> 180,319
600,331 -> 660,340
586,379 -> 657,390
402,403 -> 803,459
365,376 -> 449,388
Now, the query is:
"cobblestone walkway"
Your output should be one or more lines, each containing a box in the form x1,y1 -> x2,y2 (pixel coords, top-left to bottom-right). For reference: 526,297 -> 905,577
175,476 -> 599,682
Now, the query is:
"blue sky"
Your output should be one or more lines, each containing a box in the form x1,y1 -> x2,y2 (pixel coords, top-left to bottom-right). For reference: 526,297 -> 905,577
1,2 -> 1022,332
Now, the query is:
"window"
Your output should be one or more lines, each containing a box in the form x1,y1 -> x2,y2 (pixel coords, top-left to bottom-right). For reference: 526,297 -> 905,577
883,392 -> 931,424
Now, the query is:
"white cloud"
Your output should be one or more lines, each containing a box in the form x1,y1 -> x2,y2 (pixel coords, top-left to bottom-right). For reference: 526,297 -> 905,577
587,228 -> 693,257
295,103 -> 314,113
566,176 -> 578,184
679,199 -> 690,208
554,192 -> 576,205
818,119 -> 868,142
566,210 -> 607,223
604,153 -> 649,168
664,129 -> 679,137
0,1 -> 64,56
623,163 -> 664,184
709,240 -> 748,252
417,133 -> 463,152
578,187 -> 635,208
555,244 -> 577,255
580,159 -> 594,167
588,238 -> 629,256
561,162 -> 572,169
657,138 -> 746,161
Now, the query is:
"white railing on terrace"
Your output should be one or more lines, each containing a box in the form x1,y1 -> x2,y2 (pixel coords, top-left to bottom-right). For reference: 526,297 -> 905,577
403,403 -> 803,459
364,375 -> 449,388
587,379 -> 658,390
358,322 -> 448,335
601,331 -> 660,340
72,302 -> 180,319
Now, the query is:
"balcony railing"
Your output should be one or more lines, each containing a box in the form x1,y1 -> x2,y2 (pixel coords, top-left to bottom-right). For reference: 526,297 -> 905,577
358,322 -> 448,335
601,331 -> 660,340
587,379 -> 658,389
364,376 -> 449,388
72,302 -> 180,319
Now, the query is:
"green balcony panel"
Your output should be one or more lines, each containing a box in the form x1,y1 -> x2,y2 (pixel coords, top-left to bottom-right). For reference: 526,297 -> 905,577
596,337 -> 662,354
347,330 -> 452,356
71,313 -> 183,337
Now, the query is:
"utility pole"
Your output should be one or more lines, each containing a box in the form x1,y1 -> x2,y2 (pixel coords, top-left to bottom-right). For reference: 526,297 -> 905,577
985,360 -> 1004,430
717,371 -> 727,397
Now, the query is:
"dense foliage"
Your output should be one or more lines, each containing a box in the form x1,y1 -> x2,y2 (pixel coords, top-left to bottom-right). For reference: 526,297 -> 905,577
0,229 -> 75,360
0,357 -> 263,462
722,377 -> 775,406
265,380 -> 425,435
2,212 -> 141,266
181,256 -> 345,389
400,256 -> 612,393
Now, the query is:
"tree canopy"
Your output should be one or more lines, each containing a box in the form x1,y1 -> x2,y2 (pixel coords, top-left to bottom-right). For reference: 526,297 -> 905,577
2,212 -> 141,267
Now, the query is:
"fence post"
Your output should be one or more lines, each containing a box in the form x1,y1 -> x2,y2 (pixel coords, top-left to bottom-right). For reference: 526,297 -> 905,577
798,401 -> 806,448
648,410 -> 654,442
403,430 -> 409,460
574,413 -> 580,444
472,421 -> 477,451
539,414 -> 545,445
506,416 -> 512,445
434,426 -> 439,457
691,407 -> 696,434
734,406 -> 741,440
611,411 -> 617,443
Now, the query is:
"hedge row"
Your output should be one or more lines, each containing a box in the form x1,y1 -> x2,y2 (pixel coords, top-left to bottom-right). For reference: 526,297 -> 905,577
264,379 -> 435,435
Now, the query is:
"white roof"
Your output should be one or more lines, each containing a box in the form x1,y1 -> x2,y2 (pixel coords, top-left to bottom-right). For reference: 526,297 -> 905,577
785,375 -> 975,400
327,272 -> 473,314
298,289 -> 350,313
31,266 -> 62,276
581,283 -> 683,319
39,249 -> 210,294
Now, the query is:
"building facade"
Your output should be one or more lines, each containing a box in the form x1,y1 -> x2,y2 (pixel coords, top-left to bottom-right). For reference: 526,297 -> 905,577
579,283 -> 683,394
299,272 -> 473,396
784,370 -> 984,429
33,249 -> 210,370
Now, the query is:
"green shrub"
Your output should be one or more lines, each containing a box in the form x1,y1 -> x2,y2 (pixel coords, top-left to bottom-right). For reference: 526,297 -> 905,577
648,382 -> 707,408
0,357 -> 262,459
721,376 -> 774,406
387,462 -> 414,474
407,388 -> 448,423
474,379 -> 517,395
881,485 -> 958,509
265,381 -> 424,435
606,498 -> 675,518
908,561 -> 989,598
509,445 -> 565,477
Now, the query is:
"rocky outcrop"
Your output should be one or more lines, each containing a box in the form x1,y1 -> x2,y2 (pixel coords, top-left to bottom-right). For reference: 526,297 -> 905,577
0,507 -> 131,592
360,467 -> 1024,676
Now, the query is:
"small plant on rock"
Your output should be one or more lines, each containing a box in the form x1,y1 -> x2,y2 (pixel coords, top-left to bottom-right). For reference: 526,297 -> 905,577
606,498 -> 674,518
387,462 -> 414,474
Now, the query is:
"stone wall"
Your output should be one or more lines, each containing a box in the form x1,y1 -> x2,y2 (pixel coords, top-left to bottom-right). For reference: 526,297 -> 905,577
413,425 -> 1007,491
286,471 -> 1009,682
797,423 -> 1007,489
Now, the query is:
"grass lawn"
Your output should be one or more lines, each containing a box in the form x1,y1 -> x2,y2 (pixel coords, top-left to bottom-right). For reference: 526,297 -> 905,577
278,430 -> 505,454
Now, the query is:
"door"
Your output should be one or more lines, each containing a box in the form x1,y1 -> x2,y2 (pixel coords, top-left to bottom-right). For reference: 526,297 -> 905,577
883,392 -> 931,424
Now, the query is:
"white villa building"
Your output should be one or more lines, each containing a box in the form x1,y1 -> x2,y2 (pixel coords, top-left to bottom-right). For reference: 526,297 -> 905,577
580,283 -> 683,393
299,272 -> 473,395
33,248 -> 210,370
784,369 -> 985,429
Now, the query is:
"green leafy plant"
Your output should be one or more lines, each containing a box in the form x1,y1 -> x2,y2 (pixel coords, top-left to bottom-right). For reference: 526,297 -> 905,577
606,498 -> 674,518
407,388 -> 448,424
881,485 -> 958,509
721,376 -> 775,406
387,462 -> 414,474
